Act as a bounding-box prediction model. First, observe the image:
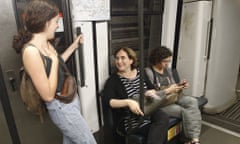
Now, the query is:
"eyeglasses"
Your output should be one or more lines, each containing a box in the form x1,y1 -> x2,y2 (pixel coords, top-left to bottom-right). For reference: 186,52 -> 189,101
161,59 -> 171,63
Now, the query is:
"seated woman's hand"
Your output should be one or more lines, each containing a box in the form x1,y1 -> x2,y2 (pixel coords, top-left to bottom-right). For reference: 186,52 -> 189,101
166,84 -> 182,94
144,90 -> 160,99
127,99 -> 144,116
179,79 -> 189,89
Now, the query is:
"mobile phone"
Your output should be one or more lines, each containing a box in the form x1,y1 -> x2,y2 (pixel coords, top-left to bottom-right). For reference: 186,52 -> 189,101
178,81 -> 187,86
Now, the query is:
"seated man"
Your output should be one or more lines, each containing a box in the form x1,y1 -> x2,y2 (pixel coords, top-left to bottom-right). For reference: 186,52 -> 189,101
145,46 -> 201,144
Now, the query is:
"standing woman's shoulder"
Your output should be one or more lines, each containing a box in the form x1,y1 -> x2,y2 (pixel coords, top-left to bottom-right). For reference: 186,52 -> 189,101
22,44 -> 40,57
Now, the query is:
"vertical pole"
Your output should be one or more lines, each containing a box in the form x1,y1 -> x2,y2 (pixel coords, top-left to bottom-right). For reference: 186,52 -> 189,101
138,0 -> 144,111
159,0 -> 165,46
172,0 -> 183,69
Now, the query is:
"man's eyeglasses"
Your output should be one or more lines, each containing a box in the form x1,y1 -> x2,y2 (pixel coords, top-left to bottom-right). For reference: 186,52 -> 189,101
161,59 -> 171,63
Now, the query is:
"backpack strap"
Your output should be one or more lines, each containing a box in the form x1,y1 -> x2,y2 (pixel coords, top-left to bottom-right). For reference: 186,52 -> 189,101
150,66 -> 157,85
22,43 -> 46,65
21,43 -> 47,78
150,66 -> 163,89
58,56 -> 70,73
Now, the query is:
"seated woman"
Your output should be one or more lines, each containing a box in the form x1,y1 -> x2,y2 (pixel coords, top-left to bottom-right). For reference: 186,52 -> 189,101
102,47 -> 169,144
145,46 -> 202,144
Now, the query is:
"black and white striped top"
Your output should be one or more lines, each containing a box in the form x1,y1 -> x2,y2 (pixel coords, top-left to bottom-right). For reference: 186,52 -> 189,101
119,70 -> 147,98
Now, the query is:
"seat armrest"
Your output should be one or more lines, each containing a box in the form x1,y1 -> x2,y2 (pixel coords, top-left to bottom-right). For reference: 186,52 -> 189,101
171,69 -> 208,109
196,96 -> 208,110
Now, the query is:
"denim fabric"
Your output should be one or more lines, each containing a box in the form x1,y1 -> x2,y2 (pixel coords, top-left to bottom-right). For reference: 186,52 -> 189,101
161,96 -> 202,139
45,96 -> 97,144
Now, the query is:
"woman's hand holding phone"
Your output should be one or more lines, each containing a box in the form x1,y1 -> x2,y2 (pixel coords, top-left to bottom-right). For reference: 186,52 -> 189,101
178,79 -> 189,89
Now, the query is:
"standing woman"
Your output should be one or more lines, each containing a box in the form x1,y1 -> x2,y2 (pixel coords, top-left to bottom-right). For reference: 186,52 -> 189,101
103,47 -> 169,144
12,1 -> 96,144
145,46 -> 202,144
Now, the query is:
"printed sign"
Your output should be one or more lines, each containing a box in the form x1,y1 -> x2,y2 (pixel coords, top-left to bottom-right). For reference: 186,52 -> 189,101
56,12 -> 64,32
71,0 -> 110,21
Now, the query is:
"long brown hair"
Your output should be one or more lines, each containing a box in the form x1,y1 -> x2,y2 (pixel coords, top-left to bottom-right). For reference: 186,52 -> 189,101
12,0 -> 59,53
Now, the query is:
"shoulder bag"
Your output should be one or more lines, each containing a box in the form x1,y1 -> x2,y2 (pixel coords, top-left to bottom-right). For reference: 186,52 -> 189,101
55,59 -> 77,103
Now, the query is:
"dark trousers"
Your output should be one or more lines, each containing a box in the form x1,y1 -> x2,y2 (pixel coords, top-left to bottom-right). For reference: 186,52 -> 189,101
116,109 -> 169,144
136,109 -> 169,144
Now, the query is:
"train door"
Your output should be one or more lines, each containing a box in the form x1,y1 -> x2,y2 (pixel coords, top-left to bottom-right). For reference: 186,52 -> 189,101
176,0 -> 240,113
69,0 -> 111,136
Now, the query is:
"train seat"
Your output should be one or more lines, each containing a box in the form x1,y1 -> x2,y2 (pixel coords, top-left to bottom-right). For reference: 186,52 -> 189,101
101,96 -> 207,144
101,69 -> 208,144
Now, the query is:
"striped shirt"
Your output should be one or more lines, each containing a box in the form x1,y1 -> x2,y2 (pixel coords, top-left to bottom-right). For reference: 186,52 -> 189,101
119,70 -> 147,98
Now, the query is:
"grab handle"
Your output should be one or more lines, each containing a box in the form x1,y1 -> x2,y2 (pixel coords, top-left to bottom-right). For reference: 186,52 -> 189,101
76,27 -> 85,87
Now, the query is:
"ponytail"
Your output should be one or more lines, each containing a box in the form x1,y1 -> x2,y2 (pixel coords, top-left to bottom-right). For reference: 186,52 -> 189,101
12,29 -> 32,54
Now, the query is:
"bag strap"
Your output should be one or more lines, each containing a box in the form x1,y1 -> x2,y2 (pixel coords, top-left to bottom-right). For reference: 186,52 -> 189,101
150,67 -> 173,88
22,43 -> 45,58
21,43 -> 46,76
58,57 -> 70,74
150,66 -> 158,87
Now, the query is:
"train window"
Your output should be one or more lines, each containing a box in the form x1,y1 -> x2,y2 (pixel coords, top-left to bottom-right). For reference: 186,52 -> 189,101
109,0 -> 164,73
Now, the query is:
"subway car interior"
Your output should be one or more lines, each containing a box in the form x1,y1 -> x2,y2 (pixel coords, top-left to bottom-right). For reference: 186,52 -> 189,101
0,0 -> 240,144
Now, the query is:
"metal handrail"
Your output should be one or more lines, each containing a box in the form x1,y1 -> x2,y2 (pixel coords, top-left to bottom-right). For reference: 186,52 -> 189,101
138,0 -> 144,112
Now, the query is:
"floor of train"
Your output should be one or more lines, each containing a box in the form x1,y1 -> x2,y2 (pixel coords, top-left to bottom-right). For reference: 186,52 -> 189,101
95,122 -> 240,144
3,121 -> 239,144
200,122 -> 240,144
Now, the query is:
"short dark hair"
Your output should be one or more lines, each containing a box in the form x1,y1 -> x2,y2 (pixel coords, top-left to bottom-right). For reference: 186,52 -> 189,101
114,47 -> 138,70
149,46 -> 172,65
